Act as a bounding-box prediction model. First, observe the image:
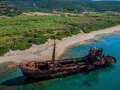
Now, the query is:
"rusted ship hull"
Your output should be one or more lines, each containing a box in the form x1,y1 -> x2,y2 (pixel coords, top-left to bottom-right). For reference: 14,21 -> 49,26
20,56 -> 116,80
20,61 -> 86,79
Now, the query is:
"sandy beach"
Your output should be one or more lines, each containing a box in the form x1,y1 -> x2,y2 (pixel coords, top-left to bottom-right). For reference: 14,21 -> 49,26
0,25 -> 120,63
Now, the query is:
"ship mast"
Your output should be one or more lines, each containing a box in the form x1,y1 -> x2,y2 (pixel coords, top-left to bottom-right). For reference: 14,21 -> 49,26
51,39 -> 56,64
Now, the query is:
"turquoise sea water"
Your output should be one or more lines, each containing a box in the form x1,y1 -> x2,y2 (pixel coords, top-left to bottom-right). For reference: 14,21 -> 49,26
0,32 -> 120,90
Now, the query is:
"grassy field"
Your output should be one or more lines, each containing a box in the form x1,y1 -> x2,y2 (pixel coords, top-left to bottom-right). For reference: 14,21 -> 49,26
0,12 -> 120,55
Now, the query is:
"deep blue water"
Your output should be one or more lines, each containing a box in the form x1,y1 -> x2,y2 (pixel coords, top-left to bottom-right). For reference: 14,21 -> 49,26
0,32 -> 120,90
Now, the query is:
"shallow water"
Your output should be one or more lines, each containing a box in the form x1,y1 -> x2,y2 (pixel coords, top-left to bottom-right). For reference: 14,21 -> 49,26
0,32 -> 120,90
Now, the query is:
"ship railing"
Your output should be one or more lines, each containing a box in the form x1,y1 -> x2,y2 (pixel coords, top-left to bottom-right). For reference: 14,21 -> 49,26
38,57 -> 85,64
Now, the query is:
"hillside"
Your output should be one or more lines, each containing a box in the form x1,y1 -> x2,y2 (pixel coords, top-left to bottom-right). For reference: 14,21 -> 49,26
0,0 -> 120,16
8,0 -> 120,12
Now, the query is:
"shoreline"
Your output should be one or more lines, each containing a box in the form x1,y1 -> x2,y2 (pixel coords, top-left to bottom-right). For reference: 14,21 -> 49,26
0,25 -> 120,63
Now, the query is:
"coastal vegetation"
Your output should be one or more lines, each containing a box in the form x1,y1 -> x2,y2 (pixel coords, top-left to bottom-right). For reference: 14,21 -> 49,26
0,12 -> 120,55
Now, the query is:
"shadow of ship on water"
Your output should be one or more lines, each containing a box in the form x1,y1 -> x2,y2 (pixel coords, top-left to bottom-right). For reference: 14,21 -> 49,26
1,76 -> 48,86
1,66 -> 115,87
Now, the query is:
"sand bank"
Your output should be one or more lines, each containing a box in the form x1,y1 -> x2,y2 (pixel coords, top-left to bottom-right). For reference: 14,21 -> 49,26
0,25 -> 120,63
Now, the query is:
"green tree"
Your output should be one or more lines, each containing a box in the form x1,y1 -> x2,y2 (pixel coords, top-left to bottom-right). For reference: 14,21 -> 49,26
0,0 -> 21,16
